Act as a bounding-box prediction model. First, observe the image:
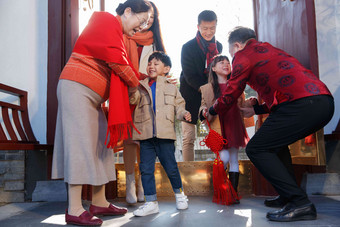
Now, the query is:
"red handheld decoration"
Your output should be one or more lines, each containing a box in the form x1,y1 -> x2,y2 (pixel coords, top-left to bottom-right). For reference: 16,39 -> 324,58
199,120 -> 228,154
200,119 -> 239,205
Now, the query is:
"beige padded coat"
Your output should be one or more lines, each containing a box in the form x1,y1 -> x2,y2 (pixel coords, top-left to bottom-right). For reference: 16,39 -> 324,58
130,76 -> 189,140
199,83 -> 248,135
199,83 -> 222,135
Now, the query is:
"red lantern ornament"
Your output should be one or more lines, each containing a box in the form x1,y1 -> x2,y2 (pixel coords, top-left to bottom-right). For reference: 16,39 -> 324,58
200,120 -> 239,205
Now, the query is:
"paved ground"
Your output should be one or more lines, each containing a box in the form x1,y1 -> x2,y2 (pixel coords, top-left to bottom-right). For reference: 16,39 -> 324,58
0,195 -> 339,227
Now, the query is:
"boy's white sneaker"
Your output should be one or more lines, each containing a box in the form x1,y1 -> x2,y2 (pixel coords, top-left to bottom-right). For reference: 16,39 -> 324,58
175,192 -> 189,210
133,201 -> 159,216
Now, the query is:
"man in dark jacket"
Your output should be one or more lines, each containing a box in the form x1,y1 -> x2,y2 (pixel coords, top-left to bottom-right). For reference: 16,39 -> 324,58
209,26 -> 334,222
179,10 -> 222,161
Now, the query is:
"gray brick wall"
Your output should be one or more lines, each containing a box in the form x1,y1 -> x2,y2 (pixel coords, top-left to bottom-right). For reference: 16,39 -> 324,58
0,150 -> 25,203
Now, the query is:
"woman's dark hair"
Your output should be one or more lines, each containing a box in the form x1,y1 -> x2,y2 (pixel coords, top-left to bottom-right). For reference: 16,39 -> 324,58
208,55 -> 230,99
228,26 -> 256,44
198,10 -> 217,25
148,1 -> 166,52
116,0 -> 150,15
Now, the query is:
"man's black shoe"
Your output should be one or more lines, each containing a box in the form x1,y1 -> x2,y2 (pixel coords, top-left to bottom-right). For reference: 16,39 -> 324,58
266,202 -> 317,222
264,195 -> 288,207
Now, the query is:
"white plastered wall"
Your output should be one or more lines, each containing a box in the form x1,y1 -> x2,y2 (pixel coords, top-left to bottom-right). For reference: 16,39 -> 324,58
0,0 -> 48,143
315,0 -> 340,134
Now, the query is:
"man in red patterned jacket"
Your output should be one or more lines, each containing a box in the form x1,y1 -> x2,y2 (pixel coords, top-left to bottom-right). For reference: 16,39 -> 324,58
208,26 -> 334,222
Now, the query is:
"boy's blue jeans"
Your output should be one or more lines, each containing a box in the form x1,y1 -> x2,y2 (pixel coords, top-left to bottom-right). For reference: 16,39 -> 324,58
139,138 -> 183,202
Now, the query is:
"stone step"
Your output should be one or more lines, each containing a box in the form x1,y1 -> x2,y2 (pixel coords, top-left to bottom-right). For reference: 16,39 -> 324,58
302,173 -> 340,195
32,180 -> 67,202
31,171 -> 340,202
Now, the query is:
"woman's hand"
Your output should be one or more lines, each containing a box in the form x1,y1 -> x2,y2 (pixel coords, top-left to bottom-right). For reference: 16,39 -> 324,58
166,75 -> 178,85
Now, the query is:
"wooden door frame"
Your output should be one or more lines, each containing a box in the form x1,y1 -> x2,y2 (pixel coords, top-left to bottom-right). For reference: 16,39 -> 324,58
47,0 -> 79,144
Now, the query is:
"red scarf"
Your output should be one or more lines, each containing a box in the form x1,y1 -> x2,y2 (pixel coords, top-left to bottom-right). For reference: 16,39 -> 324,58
73,12 -> 138,148
196,31 -> 219,73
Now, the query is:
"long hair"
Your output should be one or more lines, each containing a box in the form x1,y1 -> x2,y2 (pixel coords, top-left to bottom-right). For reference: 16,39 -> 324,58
148,1 -> 166,52
208,55 -> 230,100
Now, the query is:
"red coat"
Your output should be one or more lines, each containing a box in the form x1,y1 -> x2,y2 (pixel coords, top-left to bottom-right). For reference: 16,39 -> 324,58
214,39 -> 331,113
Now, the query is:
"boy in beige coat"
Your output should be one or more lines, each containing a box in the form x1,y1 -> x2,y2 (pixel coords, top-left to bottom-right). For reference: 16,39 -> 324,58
130,51 -> 191,217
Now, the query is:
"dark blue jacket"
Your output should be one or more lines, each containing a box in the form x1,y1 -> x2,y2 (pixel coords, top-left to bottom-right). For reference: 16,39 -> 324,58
179,37 -> 222,124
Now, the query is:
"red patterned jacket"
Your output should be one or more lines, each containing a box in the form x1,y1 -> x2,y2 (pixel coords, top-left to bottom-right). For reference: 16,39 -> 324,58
213,39 -> 331,114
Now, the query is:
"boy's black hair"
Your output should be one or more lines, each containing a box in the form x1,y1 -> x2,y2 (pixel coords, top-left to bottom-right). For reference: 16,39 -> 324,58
148,51 -> 172,68
198,10 -> 217,25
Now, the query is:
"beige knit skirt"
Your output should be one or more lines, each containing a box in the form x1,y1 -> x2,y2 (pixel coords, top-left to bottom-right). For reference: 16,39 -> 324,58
51,80 -> 116,185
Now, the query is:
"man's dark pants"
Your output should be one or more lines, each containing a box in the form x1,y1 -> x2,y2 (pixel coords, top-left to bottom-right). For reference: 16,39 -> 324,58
246,95 -> 334,206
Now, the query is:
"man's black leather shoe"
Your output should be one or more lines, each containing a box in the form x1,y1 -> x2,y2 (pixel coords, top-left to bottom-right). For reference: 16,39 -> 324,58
266,202 -> 317,222
264,195 -> 288,207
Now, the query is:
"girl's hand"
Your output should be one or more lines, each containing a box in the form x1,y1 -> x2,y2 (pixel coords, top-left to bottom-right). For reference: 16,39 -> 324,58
240,106 -> 255,118
244,97 -> 258,107
184,112 -> 192,122
202,108 -> 208,118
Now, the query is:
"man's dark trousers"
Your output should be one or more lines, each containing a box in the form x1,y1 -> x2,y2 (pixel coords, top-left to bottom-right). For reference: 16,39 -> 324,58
246,95 -> 334,206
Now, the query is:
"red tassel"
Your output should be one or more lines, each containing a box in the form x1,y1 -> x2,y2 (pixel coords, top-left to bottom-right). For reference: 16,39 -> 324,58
105,121 -> 141,150
305,134 -> 316,146
212,155 -> 239,205
200,119 -> 239,205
